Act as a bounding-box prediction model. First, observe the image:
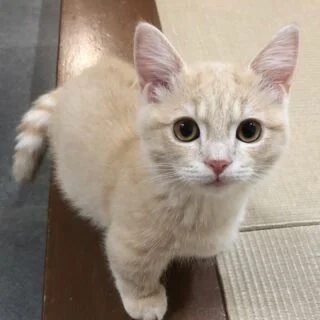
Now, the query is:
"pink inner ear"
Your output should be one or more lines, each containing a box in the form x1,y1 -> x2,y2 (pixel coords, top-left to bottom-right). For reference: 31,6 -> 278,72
134,22 -> 184,102
250,24 -> 299,101
136,52 -> 172,90
251,47 -> 296,93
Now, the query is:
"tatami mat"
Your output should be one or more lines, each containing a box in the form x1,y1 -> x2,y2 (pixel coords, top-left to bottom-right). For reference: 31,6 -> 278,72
155,0 -> 320,229
216,226 -> 320,320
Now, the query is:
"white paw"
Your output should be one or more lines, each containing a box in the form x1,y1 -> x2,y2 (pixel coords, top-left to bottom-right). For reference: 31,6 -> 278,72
121,285 -> 167,320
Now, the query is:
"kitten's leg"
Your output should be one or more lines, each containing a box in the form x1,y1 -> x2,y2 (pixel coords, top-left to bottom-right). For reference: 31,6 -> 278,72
106,228 -> 170,320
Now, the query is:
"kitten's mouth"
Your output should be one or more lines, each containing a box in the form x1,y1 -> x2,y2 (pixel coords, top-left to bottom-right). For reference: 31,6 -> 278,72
203,177 -> 231,188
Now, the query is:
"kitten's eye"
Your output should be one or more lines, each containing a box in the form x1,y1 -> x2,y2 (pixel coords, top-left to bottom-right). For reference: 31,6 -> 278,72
173,118 -> 200,142
236,119 -> 262,143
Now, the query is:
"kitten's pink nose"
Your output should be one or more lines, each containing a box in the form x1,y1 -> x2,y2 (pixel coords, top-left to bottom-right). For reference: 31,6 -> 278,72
205,159 -> 231,175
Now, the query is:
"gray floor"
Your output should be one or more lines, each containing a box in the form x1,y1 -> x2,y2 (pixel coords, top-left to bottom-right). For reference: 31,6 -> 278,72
0,0 -> 60,319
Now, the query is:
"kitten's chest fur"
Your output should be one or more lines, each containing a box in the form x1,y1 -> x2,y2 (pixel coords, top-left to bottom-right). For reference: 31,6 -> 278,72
148,186 -> 246,258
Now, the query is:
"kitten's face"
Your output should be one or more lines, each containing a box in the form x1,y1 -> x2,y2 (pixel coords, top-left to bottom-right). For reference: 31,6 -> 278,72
134,22 -> 298,194
138,63 -> 288,192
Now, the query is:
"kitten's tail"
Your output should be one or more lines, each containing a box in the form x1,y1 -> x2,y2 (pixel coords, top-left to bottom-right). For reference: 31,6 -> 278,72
13,90 -> 58,183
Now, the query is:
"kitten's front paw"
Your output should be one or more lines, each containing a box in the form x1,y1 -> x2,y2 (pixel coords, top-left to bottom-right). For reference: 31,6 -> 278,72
121,285 -> 167,320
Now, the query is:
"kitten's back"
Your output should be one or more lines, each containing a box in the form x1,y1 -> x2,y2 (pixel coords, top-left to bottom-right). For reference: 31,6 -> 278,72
52,56 -> 139,220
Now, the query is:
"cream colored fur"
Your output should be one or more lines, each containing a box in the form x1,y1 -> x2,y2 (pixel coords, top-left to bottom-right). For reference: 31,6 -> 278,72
13,23 -> 299,320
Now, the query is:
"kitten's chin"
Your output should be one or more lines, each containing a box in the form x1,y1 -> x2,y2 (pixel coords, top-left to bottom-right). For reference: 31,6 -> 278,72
203,178 -> 230,187
198,177 -> 246,195
201,180 -> 232,192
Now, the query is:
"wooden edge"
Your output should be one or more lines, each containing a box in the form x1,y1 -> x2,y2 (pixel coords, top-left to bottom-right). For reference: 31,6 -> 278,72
42,0 -> 228,319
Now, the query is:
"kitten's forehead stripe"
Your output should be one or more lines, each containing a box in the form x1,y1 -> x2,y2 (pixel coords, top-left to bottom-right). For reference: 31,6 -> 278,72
184,63 -> 250,139
183,102 -> 196,117
195,100 -> 207,120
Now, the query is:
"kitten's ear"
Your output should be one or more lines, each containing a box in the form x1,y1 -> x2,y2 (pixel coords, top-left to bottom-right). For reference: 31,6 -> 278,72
134,22 -> 185,103
250,24 -> 299,102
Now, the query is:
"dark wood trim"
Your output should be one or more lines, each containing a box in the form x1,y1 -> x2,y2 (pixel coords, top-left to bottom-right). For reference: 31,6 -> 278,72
42,0 -> 227,319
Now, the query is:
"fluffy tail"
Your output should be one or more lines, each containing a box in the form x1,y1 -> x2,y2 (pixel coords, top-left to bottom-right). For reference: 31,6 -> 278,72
13,91 -> 57,183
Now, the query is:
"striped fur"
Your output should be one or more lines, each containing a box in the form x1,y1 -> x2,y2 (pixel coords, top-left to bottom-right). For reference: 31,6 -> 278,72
13,91 -> 57,182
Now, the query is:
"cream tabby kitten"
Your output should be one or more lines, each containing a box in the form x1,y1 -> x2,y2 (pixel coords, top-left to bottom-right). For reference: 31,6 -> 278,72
13,23 -> 299,320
